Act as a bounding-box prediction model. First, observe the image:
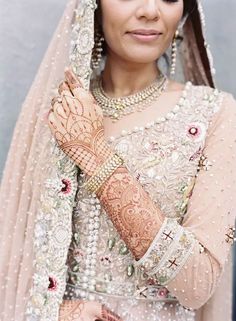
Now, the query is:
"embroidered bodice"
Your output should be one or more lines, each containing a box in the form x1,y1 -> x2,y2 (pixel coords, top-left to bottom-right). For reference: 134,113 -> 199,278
64,82 -> 223,312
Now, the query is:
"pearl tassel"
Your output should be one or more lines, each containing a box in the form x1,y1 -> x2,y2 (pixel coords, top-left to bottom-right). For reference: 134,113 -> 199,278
170,30 -> 179,76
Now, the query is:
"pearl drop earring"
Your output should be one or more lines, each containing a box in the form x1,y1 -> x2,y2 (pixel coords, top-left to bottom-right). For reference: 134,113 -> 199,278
92,31 -> 104,70
170,30 -> 179,76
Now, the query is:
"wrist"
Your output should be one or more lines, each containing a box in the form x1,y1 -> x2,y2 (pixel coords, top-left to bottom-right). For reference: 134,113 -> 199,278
82,152 -> 124,194
86,148 -> 114,178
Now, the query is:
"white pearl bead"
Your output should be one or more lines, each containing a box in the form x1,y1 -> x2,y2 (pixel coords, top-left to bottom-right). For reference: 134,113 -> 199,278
90,270 -> 96,276
94,222 -> 100,229
88,285 -> 95,291
82,276 -> 88,282
121,130 -> 127,136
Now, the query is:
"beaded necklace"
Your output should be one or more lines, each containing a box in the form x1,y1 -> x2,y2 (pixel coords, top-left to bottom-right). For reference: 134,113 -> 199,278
92,73 -> 169,122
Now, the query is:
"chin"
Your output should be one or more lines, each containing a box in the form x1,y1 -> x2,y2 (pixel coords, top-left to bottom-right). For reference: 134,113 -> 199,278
122,50 -> 161,65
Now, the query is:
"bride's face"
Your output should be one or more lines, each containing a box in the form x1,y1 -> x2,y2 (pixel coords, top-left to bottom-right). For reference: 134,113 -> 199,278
100,0 -> 184,64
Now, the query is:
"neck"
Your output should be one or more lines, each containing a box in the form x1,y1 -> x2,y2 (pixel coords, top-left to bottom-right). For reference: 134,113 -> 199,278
101,54 -> 160,98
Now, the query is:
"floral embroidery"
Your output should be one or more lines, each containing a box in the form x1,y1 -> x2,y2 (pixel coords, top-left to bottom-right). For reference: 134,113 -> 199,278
135,218 -> 196,285
186,122 -> 206,142
48,277 -> 57,291
26,142 -> 78,321
64,85 -> 224,306
225,226 -> 236,245
197,153 -> 212,171
157,287 -> 169,298
61,178 -> 72,195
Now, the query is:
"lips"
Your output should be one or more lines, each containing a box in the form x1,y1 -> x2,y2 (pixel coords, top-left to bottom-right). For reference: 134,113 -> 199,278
129,29 -> 162,35
127,29 -> 162,42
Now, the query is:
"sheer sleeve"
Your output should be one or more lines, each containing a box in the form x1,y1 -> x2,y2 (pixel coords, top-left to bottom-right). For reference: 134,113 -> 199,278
135,92 -> 236,309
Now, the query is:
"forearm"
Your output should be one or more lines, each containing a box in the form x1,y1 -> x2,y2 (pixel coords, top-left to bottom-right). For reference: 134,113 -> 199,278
96,164 -> 163,259
96,164 -> 222,309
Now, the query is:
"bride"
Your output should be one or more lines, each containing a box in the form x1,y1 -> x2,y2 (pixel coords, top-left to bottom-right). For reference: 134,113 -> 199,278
0,1 -> 235,321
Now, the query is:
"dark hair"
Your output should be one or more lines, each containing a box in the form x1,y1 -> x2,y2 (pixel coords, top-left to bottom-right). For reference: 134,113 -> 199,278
183,0 -> 197,18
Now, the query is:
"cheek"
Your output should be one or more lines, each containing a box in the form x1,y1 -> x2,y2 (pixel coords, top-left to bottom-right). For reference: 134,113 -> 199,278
161,6 -> 183,47
165,4 -> 184,31
101,2 -> 123,45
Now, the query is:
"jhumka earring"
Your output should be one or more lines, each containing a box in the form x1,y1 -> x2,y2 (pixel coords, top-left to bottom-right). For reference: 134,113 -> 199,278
170,30 -> 179,76
92,30 -> 104,69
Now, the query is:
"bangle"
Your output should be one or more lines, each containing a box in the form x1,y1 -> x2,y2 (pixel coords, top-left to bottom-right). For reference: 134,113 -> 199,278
82,153 -> 124,194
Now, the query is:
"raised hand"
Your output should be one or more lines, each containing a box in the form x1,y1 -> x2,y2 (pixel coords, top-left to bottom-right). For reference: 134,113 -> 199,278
47,68 -> 113,176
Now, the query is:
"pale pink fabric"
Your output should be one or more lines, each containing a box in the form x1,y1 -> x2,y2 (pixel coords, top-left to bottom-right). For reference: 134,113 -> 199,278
0,1 -> 75,320
166,93 -> 236,317
103,89 -> 236,321
0,1 -> 235,321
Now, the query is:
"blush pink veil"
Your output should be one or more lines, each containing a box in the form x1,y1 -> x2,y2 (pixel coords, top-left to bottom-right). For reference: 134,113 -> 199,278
0,1 -> 233,321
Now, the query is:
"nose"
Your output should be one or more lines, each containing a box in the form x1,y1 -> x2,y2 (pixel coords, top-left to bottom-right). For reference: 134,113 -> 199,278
136,0 -> 160,21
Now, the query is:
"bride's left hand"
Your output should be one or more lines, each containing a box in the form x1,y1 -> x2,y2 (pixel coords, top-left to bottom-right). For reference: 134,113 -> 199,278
47,68 -> 113,176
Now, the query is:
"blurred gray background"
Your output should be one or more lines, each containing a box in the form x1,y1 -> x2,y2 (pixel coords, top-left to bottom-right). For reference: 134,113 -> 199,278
0,0 -> 236,317
0,0 -> 236,177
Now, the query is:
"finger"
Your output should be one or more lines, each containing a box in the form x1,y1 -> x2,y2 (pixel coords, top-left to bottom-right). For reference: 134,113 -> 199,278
52,92 -> 72,118
65,68 -> 83,89
53,101 -> 67,120
51,96 -> 62,108
51,97 -> 68,120
47,107 -> 66,132
47,109 -> 58,132
64,68 -> 94,101
58,81 -> 72,95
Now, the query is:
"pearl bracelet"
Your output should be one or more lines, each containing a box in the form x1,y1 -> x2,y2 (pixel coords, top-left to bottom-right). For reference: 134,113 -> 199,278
82,153 -> 124,194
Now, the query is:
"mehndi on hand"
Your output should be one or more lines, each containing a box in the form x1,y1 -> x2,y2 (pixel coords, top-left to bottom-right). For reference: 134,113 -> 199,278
47,68 -> 113,176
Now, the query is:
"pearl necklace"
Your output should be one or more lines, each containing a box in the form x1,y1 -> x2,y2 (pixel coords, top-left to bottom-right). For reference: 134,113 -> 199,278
92,73 -> 169,122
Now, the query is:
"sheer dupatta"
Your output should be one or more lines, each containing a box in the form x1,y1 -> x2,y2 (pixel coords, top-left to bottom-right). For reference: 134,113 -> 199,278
0,1 -> 232,321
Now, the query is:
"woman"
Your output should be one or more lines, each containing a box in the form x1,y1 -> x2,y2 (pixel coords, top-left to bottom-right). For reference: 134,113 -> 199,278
0,0 -> 235,321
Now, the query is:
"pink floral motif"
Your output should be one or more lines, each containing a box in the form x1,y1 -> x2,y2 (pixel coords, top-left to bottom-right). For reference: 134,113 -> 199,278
186,122 -> 206,142
61,178 -> 72,195
147,277 -> 157,286
48,276 -> 57,291
157,287 -> 169,298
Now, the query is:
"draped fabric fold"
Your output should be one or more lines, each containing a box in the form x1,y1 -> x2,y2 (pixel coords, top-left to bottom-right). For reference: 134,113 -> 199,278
0,1 -> 232,321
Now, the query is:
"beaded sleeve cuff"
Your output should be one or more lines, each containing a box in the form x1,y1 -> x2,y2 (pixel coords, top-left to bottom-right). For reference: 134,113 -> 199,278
135,217 -> 197,285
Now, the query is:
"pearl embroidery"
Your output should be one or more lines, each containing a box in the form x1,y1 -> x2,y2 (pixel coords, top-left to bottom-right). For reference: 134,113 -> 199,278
62,84 -> 225,321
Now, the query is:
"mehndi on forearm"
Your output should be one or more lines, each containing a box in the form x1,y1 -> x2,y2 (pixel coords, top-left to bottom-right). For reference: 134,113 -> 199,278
96,165 -> 163,259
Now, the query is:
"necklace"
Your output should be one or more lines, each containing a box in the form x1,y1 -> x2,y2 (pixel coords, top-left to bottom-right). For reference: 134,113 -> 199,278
92,72 -> 169,122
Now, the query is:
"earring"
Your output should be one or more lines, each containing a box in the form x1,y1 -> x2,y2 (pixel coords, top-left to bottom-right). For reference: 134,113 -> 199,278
170,30 -> 179,76
92,31 -> 104,69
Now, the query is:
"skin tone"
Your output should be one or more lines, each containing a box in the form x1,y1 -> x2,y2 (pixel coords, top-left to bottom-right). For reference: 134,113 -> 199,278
48,0 -> 185,319
97,0 -> 184,257
100,0 -> 184,97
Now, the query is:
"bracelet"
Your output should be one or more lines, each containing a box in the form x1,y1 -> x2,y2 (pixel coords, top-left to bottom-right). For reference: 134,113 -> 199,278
82,152 -> 124,194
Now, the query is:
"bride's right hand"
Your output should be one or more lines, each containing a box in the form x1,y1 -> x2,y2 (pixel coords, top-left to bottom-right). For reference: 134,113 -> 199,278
59,300 -> 123,321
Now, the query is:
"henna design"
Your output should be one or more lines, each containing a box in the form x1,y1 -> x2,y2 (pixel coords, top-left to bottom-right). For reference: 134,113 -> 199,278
97,166 -> 163,259
101,304 -> 123,321
48,70 -> 113,176
59,300 -> 85,321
